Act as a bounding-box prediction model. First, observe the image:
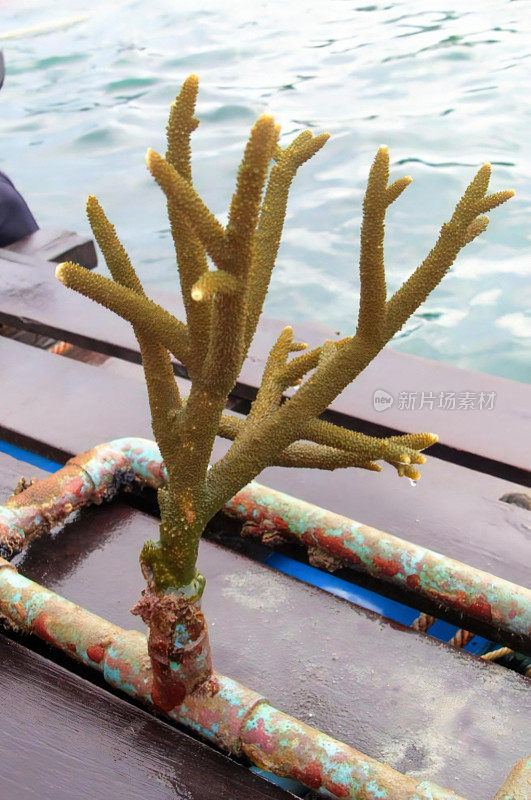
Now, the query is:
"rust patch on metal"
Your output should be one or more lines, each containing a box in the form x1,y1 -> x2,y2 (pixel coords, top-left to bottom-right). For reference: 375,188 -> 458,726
132,587 -> 212,712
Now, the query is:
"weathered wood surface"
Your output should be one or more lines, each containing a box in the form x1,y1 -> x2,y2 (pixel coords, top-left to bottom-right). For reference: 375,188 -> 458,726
0,452 -> 49,497
1,232 -> 529,800
0,252 -> 529,480
2,225 -> 97,269
0,251 -> 183,364
0,461 -> 526,800
0,336 -> 528,593
0,634 -> 294,800
228,312 -> 531,482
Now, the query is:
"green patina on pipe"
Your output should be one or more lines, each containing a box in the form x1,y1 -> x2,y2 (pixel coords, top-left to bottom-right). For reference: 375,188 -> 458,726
494,757 -> 531,800
0,557 -> 475,800
0,453 -> 528,798
1,437 -> 529,651
226,481 -> 531,650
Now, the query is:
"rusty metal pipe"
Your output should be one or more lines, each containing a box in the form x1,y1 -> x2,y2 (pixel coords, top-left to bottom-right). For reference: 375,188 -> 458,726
1,438 -> 529,650
493,757 -> 531,800
0,438 -> 164,558
225,483 -> 531,648
0,556 -> 471,799
0,438 -> 213,709
132,577 -> 213,712
0,445 -> 528,798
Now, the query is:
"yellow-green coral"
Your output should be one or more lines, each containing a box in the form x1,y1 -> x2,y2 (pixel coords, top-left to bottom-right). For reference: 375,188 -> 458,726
55,75 -> 513,591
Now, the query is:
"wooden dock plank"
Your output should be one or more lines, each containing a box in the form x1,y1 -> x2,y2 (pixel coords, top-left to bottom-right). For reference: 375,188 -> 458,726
0,452 -> 49,498
2,226 -> 97,269
247,316 -> 531,482
0,336 -> 190,460
4,481 -> 529,800
0,252 -> 167,364
1,220 -> 528,800
0,254 -> 529,479
0,633 -> 294,800
0,336 -> 528,592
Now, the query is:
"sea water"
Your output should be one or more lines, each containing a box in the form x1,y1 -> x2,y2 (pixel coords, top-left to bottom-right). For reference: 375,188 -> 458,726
1,0 -> 529,381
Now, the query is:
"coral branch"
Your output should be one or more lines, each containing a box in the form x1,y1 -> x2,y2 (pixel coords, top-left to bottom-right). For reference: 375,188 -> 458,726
272,442 -> 381,471
357,146 -> 390,341
86,196 -> 183,436
244,131 -> 329,353
304,420 -> 436,478
246,326 -> 295,422
191,270 -> 239,301
86,195 -> 144,294
207,155 -> 512,507
383,165 -> 514,340
55,261 -> 189,365
217,412 -> 435,478
165,74 -> 211,376
166,74 -> 199,182
226,115 -> 280,278
219,414 -> 380,471
146,149 -> 228,270
57,74 -> 513,607
358,148 -> 412,342
205,116 -> 279,397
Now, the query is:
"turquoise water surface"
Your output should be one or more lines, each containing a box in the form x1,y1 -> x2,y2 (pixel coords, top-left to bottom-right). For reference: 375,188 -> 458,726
1,0 -> 529,381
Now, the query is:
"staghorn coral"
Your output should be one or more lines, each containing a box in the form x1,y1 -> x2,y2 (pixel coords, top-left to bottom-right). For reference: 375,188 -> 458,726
56,75 -> 513,592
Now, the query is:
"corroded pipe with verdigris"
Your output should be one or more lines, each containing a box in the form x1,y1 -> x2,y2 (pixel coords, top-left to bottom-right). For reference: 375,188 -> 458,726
1,437 -> 529,651
0,557 -> 495,800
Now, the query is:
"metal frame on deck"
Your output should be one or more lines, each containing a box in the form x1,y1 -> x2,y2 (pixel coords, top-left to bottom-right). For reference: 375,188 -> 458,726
0,437 -> 528,799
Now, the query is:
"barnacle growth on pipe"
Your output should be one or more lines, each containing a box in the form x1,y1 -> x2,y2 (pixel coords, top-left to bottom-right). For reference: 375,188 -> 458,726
56,75 -> 513,705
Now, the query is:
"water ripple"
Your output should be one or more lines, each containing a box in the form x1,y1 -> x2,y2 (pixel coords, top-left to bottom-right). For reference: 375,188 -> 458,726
0,0 -> 529,381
